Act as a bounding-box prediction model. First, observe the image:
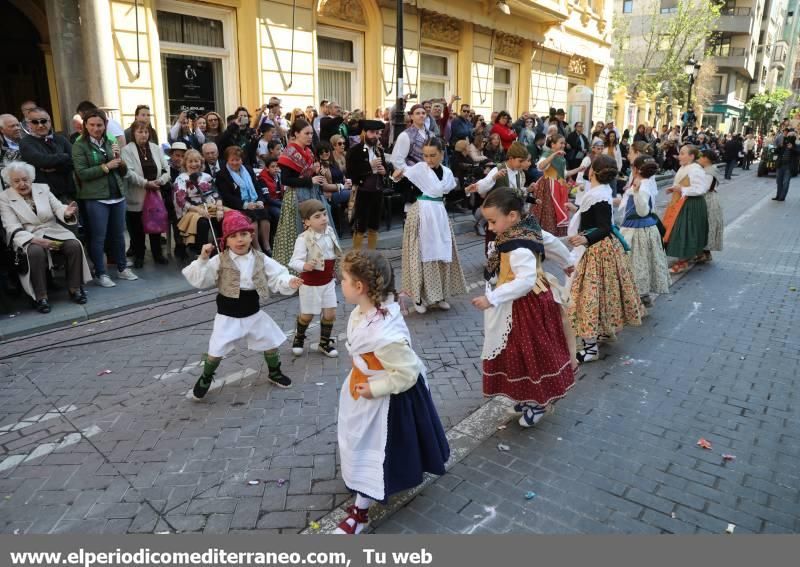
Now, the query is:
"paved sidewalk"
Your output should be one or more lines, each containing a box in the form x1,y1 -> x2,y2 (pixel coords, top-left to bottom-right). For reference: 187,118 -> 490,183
373,171 -> 800,534
0,169 -> 796,534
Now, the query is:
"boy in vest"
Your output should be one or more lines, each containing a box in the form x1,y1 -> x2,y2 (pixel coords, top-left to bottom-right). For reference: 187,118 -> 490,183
182,210 -> 303,400
465,141 -> 532,251
289,200 -> 343,357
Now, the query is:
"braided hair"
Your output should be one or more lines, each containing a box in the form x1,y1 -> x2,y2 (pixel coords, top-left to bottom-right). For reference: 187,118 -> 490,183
342,250 -> 396,313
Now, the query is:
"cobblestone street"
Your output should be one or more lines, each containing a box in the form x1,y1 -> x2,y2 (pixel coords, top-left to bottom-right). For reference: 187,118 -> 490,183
0,170 -> 798,534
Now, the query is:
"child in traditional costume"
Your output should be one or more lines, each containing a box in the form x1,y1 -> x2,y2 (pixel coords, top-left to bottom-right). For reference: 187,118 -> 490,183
568,154 -> 644,363
335,250 -> 450,534
472,190 -> 576,427
465,141 -> 532,254
182,210 -> 303,400
662,145 -> 709,274
534,134 -> 583,235
697,149 -> 723,263
289,199 -> 342,357
618,156 -> 670,306
393,137 -> 467,314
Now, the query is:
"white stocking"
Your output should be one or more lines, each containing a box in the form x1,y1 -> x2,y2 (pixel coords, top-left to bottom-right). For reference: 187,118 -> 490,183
355,494 -> 374,510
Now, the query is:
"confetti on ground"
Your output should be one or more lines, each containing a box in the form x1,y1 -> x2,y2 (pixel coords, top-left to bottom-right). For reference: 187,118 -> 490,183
497,443 -> 510,452
739,356 -> 746,360
97,369 -> 113,376
671,513 -> 676,519
247,480 -> 259,485
71,321 -> 78,325
697,438 -> 712,450
277,479 -> 286,486
557,437 -> 563,441
497,425 -> 507,430
622,360 -> 634,366
525,491 -> 536,500
790,287 -> 797,292
726,523 -> 736,534
315,382 -> 325,386
309,521 -> 320,530
722,454 -> 736,462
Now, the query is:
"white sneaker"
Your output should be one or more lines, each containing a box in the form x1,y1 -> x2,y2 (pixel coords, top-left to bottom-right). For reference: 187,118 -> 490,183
436,301 -> 451,310
95,274 -> 116,288
117,268 -> 139,281
414,302 -> 427,314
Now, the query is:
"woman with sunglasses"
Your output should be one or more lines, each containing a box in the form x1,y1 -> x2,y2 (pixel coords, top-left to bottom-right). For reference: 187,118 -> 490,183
330,134 -> 348,175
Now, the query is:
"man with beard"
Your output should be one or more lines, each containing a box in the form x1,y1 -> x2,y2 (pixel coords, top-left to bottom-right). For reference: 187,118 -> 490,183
346,120 -> 387,250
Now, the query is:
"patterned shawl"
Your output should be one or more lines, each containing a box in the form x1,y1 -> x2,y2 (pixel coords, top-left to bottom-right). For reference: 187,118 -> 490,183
485,215 -> 544,280
278,142 -> 315,176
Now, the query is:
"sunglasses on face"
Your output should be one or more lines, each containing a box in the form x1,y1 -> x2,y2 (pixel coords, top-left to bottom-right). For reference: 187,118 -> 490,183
336,142 -> 345,146
30,119 -> 50,125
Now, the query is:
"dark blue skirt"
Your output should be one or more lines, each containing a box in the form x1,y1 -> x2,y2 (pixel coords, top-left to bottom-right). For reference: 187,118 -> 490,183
351,376 -> 450,504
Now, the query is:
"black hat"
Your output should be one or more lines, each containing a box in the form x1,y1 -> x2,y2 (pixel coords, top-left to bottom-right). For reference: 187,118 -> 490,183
360,119 -> 385,131
556,108 -> 566,115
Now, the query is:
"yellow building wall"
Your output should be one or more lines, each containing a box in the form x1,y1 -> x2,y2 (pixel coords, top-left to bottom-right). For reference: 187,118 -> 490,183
471,29 -> 494,119
109,0 -> 157,133
529,49 -> 570,117
380,7 -> 420,111
258,0 -> 316,111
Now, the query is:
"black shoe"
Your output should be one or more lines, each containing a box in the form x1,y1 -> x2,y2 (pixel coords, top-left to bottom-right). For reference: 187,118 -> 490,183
772,197 -> 781,201
126,247 -> 134,257
175,246 -> 188,261
133,258 -> 144,269
34,298 -> 51,313
70,288 -> 88,305
268,369 -> 292,388
192,374 -> 214,399
153,255 -> 169,265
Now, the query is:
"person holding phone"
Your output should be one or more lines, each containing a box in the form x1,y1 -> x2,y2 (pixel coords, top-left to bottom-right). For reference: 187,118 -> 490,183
217,107 -> 258,168
168,111 -> 205,151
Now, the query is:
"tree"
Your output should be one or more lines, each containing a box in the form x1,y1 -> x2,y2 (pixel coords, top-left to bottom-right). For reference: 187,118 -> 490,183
612,0 -> 721,106
745,88 -> 793,134
693,59 -> 718,114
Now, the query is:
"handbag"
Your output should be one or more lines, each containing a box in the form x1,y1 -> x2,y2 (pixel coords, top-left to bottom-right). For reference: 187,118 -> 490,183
141,189 -> 169,234
8,228 -> 29,275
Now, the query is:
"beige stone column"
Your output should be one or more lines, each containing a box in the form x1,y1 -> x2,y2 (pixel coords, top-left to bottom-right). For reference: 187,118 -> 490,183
79,0 -> 120,117
45,0 -> 88,133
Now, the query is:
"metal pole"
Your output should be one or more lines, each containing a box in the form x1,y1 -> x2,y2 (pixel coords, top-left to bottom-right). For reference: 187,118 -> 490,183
392,0 -> 406,143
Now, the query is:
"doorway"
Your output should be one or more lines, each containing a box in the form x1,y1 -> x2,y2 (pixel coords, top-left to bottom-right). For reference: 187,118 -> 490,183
0,1 -> 50,116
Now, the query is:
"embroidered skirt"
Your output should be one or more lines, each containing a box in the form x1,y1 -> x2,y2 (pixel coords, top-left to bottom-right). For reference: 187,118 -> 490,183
483,289 -> 575,405
569,237 -> 644,338
401,201 -> 467,305
272,187 -> 301,268
530,178 -> 568,236
665,195 -> 708,260
704,191 -> 724,252
619,224 -> 671,295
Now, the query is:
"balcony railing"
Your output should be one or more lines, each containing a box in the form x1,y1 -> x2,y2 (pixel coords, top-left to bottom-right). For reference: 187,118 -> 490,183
710,46 -> 747,56
719,7 -> 752,15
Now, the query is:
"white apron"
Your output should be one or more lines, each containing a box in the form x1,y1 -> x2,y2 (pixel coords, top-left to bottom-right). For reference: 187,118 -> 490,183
403,162 -> 456,263
337,300 -> 422,501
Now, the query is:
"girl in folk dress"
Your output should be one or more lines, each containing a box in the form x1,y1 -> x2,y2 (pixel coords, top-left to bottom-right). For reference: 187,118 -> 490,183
335,251 -> 449,535
534,134 -> 583,235
618,156 -> 670,306
697,149 -> 724,263
662,145 -> 709,274
394,138 -> 467,314
472,190 -> 576,428
568,155 -> 644,363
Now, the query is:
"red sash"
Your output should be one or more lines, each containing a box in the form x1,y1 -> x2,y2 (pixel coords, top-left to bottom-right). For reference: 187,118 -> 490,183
300,259 -> 335,286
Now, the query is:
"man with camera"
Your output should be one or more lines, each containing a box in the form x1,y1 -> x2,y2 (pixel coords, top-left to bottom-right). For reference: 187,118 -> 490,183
169,110 -> 205,151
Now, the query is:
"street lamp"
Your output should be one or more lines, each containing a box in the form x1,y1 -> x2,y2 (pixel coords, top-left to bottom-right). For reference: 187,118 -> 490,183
497,1 -> 511,15
683,57 -> 701,127
392,0 -> 406,143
